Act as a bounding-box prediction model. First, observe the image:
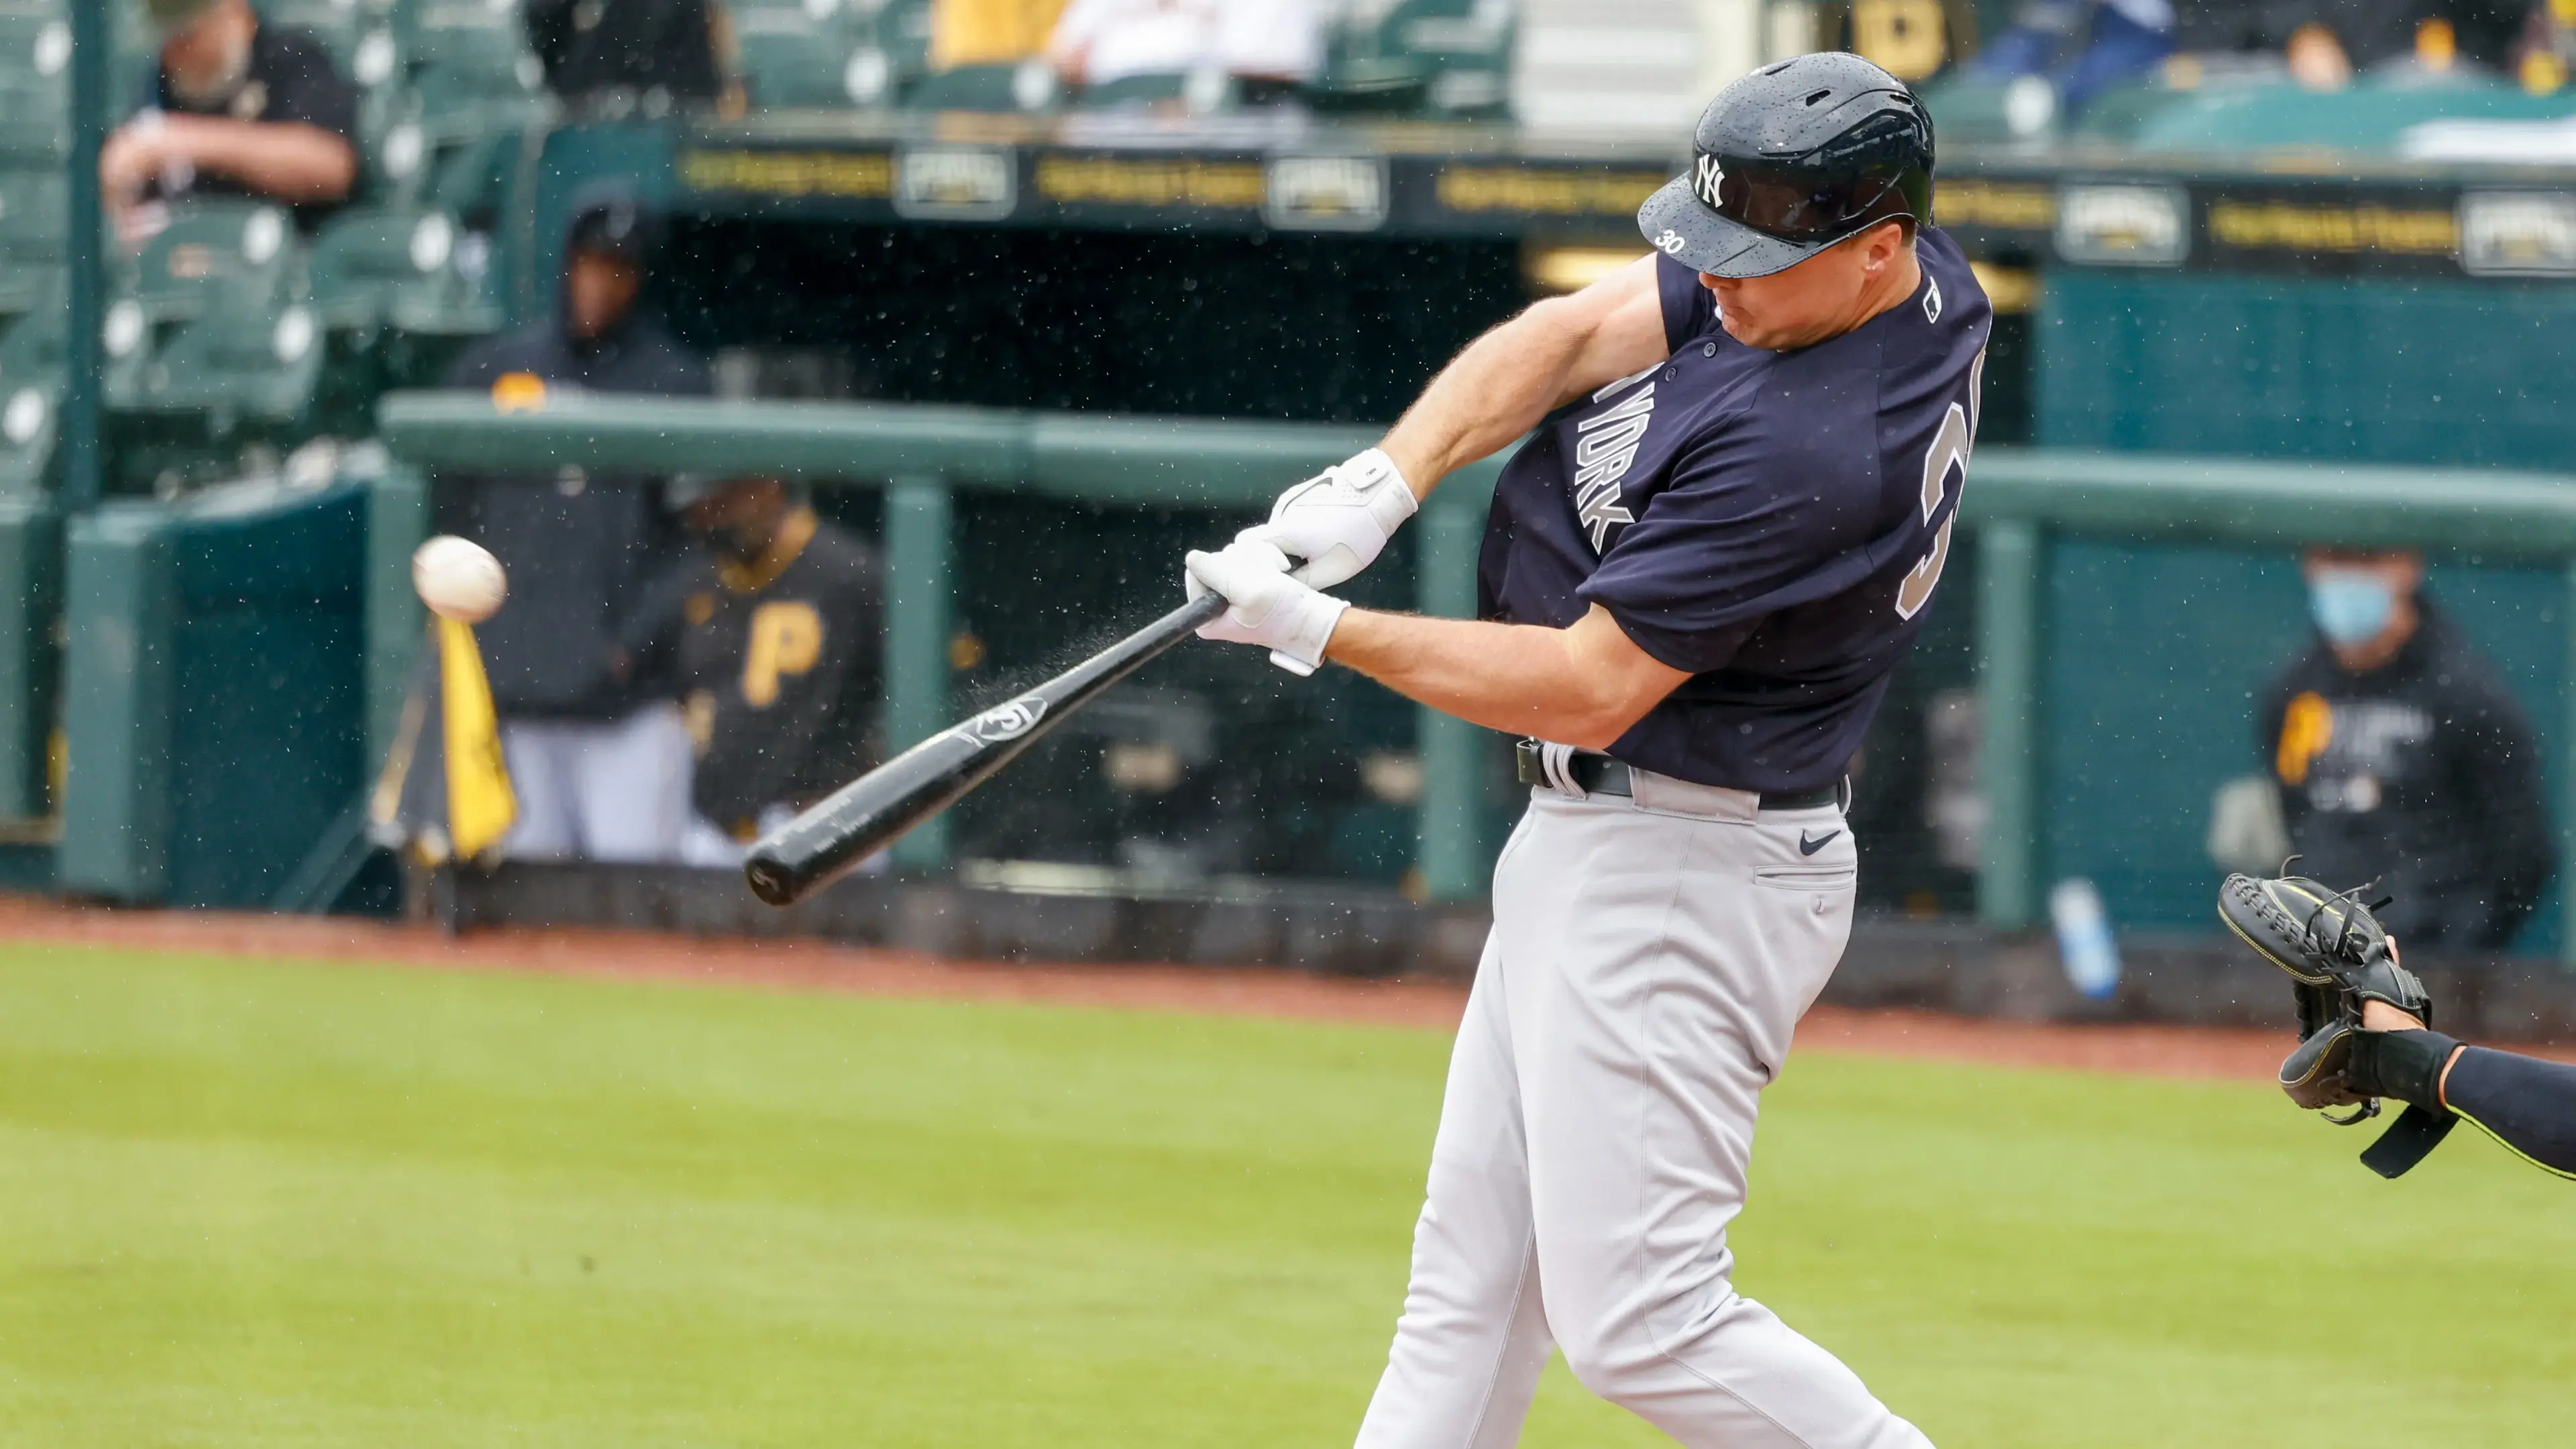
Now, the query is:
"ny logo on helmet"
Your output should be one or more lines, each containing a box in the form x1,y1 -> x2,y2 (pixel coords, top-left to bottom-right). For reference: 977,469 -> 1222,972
1693,154 -> 1725,207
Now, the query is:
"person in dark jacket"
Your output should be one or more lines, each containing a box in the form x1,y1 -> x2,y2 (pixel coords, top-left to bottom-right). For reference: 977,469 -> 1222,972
437,185 -> 711,862
105,0 -> 361,237
525,0 -> 725,112
2259,547 -> 2555,951
621,476 -> 885,867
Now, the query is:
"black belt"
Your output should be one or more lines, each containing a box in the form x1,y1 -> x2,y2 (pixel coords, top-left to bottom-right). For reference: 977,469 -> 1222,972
1515,739 -> 1843,811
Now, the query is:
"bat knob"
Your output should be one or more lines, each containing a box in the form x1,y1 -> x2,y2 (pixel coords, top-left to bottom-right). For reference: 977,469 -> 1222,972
743,855 -> 800,907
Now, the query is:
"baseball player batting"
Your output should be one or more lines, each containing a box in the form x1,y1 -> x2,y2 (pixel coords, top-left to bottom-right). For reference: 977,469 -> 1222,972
1183,54 -> 1984,1448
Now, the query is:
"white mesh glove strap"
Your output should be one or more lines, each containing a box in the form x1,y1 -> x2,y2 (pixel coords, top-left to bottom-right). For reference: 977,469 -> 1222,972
1183,541 -> 1350,676
1236,447 -> 1418,589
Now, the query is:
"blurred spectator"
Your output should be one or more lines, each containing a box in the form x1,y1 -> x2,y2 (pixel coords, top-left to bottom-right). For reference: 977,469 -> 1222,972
1046,0 -> 1324,101
437,185 -> 712,863
2174,0 -> 2528,85
934,0 -> 1073,68
1968,0 -> 2178,113
2259,547 -> 2555,951
106,0 -> 360,237
527,0 -> 725,111
621,477 -> 885,868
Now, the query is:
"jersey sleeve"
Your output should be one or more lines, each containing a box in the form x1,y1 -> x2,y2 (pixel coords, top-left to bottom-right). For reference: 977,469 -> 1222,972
1576,411 -> 1880,676
1656,254 -> 1715,356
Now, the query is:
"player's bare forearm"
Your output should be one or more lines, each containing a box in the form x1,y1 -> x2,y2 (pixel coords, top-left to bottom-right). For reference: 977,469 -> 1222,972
1325,604 -> 1688,749
164,117 -> 358,203
1377,254 -> 1670,500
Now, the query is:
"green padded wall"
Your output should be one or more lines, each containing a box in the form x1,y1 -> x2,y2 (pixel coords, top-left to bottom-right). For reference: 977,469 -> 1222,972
2037,271 -> 2576,470
59,482 -> 368,907
0,496 -> 60,819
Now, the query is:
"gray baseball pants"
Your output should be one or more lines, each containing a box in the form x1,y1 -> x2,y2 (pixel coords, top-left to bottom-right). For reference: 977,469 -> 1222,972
1354,771 -> 1933,1448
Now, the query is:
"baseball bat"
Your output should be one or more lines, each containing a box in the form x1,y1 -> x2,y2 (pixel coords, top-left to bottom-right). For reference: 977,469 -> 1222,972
743,590 -> 1230,906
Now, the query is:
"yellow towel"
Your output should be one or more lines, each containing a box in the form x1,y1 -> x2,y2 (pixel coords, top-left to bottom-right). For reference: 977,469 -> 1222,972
437,616 -> 518,861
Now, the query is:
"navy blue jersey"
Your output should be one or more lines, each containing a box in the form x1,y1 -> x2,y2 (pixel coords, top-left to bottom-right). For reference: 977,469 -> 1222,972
1477,228 -> 1991,792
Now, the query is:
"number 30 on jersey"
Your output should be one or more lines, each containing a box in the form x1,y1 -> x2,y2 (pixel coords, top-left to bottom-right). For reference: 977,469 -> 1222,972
1895,347 -> 1984,621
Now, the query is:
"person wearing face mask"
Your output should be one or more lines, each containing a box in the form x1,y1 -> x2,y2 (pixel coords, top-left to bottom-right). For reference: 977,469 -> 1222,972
2257,547 -> 2555,953
619,476 -> 885,867
106,0 -> 362,238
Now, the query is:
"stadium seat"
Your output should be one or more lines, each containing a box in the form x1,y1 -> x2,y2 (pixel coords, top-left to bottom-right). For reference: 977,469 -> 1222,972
256,0 -> 369,62
0,283 -> 62,494
1073,71 -> 1234,112
123,201 -> 301,323
2069,80 -> 2188,141
1317,0 -> 1512,117
0,75 -> 68,167
0,170 -> 68,321
406,7 -> 548,124
731,7 -> 869,109
904,61 -> 1057,113
0,374 -> 56,495
1919,75 -> 2058,142
0,277 -> 152,490
0,5 -> 71,85
862,0 -> 933,97
306,205 -> 497,337
122,290 -> 327,425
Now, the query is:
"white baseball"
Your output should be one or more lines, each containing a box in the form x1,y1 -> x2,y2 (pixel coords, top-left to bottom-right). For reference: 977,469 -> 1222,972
411,535 -> 508,624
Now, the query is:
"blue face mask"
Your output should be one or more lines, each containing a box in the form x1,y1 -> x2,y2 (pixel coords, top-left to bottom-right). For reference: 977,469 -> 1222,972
2308,572 -> 2395,647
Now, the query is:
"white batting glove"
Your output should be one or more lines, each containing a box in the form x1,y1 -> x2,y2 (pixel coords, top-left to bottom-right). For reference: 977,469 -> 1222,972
1236,447 -> 1417,589
1184,540 -> 1350,677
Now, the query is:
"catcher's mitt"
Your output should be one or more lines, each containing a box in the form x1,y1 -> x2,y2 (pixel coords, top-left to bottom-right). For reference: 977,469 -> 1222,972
2218,869 -> 2430,1026
2220,867 -> 2454,1177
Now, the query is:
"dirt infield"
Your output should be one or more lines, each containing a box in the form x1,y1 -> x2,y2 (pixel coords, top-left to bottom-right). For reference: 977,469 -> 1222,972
8,894 -> 2552,1082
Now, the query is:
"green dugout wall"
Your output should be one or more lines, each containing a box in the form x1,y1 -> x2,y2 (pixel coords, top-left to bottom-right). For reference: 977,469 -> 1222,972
2038,271 -> 2576,469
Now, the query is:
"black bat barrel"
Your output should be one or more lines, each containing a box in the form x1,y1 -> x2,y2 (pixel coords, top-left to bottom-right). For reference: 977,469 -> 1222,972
743,590 -> 1229,906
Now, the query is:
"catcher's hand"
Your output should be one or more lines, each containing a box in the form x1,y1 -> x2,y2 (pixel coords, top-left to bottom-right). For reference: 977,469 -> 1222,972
2277,1020 -> 2372,1118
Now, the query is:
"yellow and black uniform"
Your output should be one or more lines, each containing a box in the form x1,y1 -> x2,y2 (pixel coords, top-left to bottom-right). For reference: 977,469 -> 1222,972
2259,601 -> 2555,950
633,508 -> 883,839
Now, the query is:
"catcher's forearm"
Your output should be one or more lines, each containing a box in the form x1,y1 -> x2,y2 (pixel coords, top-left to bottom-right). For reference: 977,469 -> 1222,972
2440,1046 -> 2576,1178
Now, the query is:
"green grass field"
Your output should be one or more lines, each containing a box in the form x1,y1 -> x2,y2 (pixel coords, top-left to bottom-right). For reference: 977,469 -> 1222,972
1,942 -> 2570,1446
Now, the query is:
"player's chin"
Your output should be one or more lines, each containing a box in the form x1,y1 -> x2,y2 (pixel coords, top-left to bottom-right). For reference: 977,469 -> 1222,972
1717,311 -> 1771,348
